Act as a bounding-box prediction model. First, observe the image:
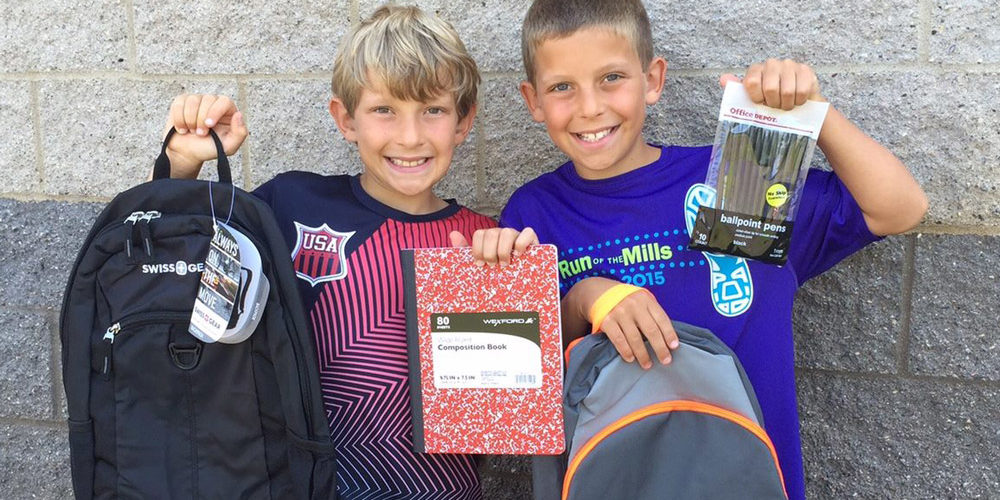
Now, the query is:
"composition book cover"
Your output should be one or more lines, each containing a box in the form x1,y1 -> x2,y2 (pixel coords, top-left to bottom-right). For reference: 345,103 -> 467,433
401,245 -> 565,455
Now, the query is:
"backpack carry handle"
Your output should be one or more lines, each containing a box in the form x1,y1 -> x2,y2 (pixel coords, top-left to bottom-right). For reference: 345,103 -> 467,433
153,127 -> 233,184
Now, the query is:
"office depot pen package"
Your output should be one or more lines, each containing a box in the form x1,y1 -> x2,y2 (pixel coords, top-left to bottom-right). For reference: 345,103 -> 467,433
689,82 -> 830,265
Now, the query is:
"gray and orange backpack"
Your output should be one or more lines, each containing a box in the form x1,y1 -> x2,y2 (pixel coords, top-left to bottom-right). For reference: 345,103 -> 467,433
533,321 -> 787,500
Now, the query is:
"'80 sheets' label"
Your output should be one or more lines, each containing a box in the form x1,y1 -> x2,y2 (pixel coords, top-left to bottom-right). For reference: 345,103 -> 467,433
431,312 -> 542,389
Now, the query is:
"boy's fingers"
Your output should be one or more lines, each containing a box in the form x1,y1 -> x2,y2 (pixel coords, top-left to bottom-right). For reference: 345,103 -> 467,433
169,95 -> 188,134
779,61 -> 797,110
743,63 -> 764,102
496,228 -> 519,266
637,313 -> 671,365
760,59 -> 782,108
204,95 -> 234,130
601,322 -> 636,365
513,227 -> 538,255
448,230 -> 469,248
471,229 -> 486,265
183,94 -> 202,133
617,320 -> 651,369
649,306 -> 679,350
480,229 -> 500,266
221,111 -> 249,155
718,73 -> 740,89
195,95 -> 215,135
796,64 -> 821,103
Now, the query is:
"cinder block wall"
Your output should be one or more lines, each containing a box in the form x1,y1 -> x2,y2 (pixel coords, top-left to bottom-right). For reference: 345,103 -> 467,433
2,1 -> 997,498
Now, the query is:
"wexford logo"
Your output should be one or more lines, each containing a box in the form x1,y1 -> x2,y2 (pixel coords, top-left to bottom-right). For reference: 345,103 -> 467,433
141,260 -> 205,276
291,222 -> 355,286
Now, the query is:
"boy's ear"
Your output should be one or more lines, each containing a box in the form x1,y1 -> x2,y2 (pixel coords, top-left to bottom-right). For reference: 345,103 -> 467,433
644,57 -> 668,106
519,81 -> 546,123
455,104 -> 477,143
329,97 -> 358,143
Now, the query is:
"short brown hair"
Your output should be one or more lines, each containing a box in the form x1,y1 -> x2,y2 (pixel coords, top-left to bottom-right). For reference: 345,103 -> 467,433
521,0 -> 654,83
331,5 -> 479,119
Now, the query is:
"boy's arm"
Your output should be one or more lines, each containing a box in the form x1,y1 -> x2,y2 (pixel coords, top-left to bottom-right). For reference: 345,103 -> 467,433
562,277 -> 678,370
159,94 -> 249,179
737,59 -> 928,236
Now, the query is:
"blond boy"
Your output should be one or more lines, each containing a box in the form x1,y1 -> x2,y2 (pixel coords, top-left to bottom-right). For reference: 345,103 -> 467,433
163,6 -> 497,498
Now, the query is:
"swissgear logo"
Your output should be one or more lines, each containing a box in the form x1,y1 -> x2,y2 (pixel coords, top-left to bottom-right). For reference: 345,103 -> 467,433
291,222 -> 355,286
141,260 -> 205,276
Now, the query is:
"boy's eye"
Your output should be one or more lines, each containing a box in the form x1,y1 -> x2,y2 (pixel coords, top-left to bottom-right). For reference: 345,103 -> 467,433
373,106 -> 391,114
551,83 -> 571,92
605,73 -> 623,83
426,107 -> 447,115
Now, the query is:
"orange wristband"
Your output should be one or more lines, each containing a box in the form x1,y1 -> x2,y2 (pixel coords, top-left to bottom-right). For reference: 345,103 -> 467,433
588,283 -> 646,334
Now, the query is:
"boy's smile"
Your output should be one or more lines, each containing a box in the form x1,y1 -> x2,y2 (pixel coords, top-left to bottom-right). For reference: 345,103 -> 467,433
520,27 -> 666,180
330,78 -> 475,214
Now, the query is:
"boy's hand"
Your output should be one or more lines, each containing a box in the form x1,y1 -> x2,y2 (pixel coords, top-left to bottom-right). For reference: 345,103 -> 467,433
721,59 -> 825,110
162,94 -> 249,179
448,227 -> 538,267
567,277 -> 679,370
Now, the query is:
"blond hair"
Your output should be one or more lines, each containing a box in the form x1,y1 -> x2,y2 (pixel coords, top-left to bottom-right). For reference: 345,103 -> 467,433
521,0 -> 653,83
331,4 -> 479,119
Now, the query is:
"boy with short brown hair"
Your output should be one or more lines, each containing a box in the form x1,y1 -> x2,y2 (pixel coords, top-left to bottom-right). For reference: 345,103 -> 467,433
501,1 -> 928,498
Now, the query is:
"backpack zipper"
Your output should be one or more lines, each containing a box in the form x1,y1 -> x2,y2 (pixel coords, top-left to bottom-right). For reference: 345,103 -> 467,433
101,311 -> 193,381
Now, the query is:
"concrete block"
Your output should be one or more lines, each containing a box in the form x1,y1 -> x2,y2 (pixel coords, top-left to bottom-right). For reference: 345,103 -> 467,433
478,472 -> 532,500
793,237 -> 905,373
929,1 -> 1000,64
480,77 -> 568,210
646,75 -> 722,148
0,82 -> 40,194
0,311 -> 54,419
243,79 -> 356,188
0,424 -> 72,497
910,234 -> 1000,381
818,71 -> 1000,226
133,0 -> 348,74
0,1 -> 128,72
798,374 -> 1000,498
38,79 -> 241,197
359,0 -> 532,73
0,200 -> 103,309
647,0 -> 919,69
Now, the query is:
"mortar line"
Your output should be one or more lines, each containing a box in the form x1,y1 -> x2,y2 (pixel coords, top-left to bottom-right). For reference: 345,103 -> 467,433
0,417 -> 66,429
29,81 -> 46,192
1,193 -> 110,203
48,310 -> 63,420
238,79 -> 252,190
918,0 -> 931,63
898,234 -> 918,375
125,0 -> 138,73
796,366 -> 1000,389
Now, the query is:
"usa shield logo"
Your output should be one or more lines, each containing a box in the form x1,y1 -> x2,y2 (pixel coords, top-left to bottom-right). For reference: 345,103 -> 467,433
290,222 -> 355,286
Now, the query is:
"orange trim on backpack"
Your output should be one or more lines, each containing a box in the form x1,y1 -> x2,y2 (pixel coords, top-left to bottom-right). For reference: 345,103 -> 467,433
564,336 -> 587,365
561,400 -> 788,500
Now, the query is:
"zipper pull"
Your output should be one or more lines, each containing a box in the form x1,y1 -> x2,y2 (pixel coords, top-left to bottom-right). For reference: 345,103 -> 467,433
123,212 -> 143,260
138,211 -> 161,257
102,322 -> 121,381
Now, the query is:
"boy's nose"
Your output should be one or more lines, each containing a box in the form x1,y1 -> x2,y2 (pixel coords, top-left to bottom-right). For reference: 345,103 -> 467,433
396,115 -> 424,147
578,87 -> 605,118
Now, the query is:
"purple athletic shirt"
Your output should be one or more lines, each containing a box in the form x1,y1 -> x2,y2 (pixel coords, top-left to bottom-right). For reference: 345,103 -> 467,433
500,144 -> 879,500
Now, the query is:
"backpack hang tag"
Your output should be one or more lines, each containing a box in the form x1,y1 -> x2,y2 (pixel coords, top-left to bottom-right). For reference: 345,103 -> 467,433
189,222 -> 242,343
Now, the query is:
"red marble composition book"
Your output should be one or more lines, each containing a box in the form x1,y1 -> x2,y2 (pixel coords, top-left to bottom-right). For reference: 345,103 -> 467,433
401,245 -> 565,455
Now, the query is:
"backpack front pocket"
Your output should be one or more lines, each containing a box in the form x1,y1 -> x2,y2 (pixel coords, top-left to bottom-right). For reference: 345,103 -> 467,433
107,314 -> 270,499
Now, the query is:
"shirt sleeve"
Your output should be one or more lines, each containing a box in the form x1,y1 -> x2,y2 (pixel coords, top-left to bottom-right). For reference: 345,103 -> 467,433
787,168 -> 882,285
499,190 -> 527,230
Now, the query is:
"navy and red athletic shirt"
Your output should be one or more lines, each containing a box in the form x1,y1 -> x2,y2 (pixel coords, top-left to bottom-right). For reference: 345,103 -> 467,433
255,172 -> 495,500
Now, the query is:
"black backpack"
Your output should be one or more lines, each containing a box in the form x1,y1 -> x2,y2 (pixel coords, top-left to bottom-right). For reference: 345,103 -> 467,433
60,130 -> 336,499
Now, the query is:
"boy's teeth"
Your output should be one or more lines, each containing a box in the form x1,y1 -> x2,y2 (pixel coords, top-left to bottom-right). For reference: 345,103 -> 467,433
390,158 -> 426,167
578,128 -> 612,142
